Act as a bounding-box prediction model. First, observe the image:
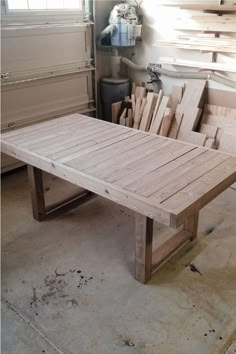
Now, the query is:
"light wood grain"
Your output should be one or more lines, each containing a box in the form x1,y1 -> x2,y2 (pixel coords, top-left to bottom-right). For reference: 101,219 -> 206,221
149,96 -> 169,134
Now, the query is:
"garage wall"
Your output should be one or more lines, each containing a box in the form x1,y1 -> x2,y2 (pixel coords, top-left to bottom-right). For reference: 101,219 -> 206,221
125,0 -> 236,94
1,4 -> 96,172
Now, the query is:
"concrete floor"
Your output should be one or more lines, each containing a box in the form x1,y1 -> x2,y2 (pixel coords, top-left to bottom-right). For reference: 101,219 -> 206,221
1,168 -> 236,354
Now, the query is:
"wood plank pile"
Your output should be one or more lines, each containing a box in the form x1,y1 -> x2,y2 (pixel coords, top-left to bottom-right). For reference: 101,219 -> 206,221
111,80 -> 236,156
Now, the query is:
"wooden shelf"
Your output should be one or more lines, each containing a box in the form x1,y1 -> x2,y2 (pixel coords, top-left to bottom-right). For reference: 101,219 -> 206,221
157,57 -> 236,73
155,38 -> 236,54
164,4 -> 236,12
174,16 -> 236,33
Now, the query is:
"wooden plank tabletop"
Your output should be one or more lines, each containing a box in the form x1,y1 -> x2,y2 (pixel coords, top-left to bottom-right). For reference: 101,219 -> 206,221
1,114 -> 236,227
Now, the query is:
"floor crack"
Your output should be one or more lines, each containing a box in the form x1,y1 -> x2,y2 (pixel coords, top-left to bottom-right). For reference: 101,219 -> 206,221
2,296 -> 66,354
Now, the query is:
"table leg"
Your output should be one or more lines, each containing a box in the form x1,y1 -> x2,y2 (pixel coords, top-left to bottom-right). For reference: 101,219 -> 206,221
27,165 -> 96,221
135,213 -> 153,284
27,165 -> 46,221
151,212 -> 199,277
135,212 -> 200,284
183,212 -> 199,241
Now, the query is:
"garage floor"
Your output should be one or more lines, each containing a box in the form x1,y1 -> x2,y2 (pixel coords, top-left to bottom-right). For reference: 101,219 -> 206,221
1,168 -> 236,354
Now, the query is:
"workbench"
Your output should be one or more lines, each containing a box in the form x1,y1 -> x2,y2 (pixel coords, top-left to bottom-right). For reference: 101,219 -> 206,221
1,114 -> 236,283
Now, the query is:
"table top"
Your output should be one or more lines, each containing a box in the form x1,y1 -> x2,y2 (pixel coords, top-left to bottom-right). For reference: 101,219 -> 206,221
1,114 -> 236,227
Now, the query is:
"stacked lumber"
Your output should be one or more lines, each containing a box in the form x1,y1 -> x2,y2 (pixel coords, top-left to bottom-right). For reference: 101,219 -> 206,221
199,104 -> 236,155
112,83 -> 162,132
112,80 -> 236,156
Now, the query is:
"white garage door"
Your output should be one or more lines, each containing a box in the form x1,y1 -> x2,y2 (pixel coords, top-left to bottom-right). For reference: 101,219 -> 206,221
1,0 -> 96,172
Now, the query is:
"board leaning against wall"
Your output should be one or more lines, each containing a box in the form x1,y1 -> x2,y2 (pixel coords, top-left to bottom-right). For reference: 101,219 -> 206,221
1,0 -> 96,172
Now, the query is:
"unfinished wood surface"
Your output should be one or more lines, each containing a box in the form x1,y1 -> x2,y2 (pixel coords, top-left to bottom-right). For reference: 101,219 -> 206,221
112,101 -> 122,124
135,86 -> 146,99
163,156 -> 236,226
135,214 -> 153,284
131,94 -> 136,117
183,212 -> 199,241
168,110 -> 183,139
139,93 -> 157,132
149,96 -> 169,134
124,148 -> 206,197
204,138 -> 216,149
178,80 -> 206,111
168,86 -> 183,112
152,90 -> 163,119
126,109 -> 133,128
202,114 -> 236,128
152,229 -> 191,271
150,151 -> 229,206
133,97 -> 141,129
159,108 -> 174,137
177,80 -> 206,140
27,165 -> 46,221
200,124 -> 218,139
204,104 -> 236,118
181,131 -> 207,146
119,109 -> 127,126
1,114 -> 236,229
205,89 -> 236,110
139,97 -> 147,121
218,132 -> 236,155
27,165 -> 95,222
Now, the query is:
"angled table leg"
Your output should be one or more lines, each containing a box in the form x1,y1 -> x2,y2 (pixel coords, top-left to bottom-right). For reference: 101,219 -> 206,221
27,165 -> 96,221
135,214 -> 154,284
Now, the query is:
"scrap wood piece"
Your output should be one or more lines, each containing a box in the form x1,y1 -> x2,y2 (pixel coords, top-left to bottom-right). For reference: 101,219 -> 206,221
200,124 -> 218,139
112,101 -> 122,124
133,97 -> 142,129
204,138 -> 216,149
217,131 -> 236,155
202,114 -> 236,128
215,128 -> 223,146
168,86 -> 183,112
149,96 -> 170,134
179,79 -> 206,109
168,108 -> 183,139
177,80 -> 206,140
152,90 -> 163,121
139,93 -> 158,132
139,97 -> 147,120
204,104 -> 236,118
177,107 -> 202,141
131,94 -> 136,116
118,100 -> 132,120
119,108 -> 127,126
126,109 -> 133,127
180,131 -> 207,146
159,108 -> 174,137
135,86 -> 146,98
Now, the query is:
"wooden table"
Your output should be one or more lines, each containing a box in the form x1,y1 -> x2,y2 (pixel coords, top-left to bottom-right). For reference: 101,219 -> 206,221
1,114 -> 236,283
